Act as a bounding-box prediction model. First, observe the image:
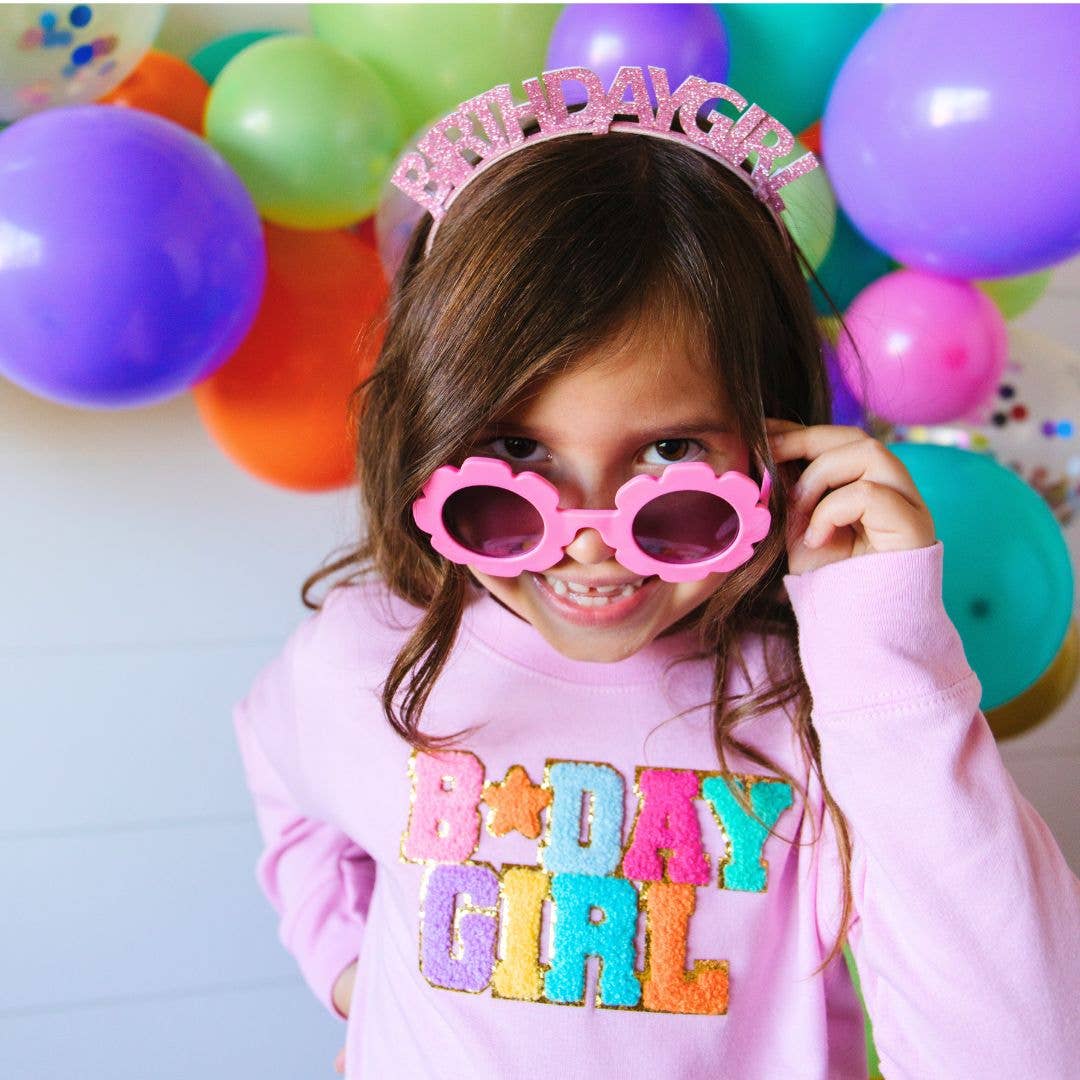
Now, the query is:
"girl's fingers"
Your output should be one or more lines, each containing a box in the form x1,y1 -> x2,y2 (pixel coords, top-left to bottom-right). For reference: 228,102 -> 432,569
766,421 -> 869,464
786,433 -> 927,516
804,479 -> 935,552
333,1047 -> 346,1075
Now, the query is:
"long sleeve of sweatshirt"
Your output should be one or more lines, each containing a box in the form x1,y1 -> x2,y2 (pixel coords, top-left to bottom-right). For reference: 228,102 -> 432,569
783,539 -> 1080,1078
232,614 -> 374,1020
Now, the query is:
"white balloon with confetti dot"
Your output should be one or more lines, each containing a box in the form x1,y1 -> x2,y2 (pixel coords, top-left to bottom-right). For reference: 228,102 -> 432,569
0,3 -> 164,122
889,328 -> 1080,536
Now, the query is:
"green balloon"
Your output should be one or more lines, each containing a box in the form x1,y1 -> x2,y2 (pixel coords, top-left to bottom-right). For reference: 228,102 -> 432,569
717,3 -> 882,133
889,443 -> 1074,711
311,3 -> 560,134
977,269 -> 1053,321
843,943 -> 883,1078
771,138 -> 836,273
189,30 -> 284,85
205,36 -> 404,230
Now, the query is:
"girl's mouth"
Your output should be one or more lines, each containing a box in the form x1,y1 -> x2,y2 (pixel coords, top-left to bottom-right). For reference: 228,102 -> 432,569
528,571 -> 661,625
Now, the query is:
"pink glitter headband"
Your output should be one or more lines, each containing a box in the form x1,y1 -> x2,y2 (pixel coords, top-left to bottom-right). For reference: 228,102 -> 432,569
390,64 -> 820,257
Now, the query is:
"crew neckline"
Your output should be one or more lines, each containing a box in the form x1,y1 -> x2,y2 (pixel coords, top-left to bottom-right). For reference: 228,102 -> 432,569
459,583 -> 704,686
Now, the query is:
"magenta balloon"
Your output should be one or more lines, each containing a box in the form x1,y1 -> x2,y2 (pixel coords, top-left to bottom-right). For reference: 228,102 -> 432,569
0,106 -> 265,409
546,3 -> 729,106
837,270 -> 1007,426
823,5 -> 1080,278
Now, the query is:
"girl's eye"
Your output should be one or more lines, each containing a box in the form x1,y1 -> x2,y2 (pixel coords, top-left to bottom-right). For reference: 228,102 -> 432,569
643,438 -> 706,465
486,436 -> 549,463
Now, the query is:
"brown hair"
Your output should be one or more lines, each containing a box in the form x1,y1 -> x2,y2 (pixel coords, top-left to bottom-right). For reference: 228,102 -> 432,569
302,132 -> 857,975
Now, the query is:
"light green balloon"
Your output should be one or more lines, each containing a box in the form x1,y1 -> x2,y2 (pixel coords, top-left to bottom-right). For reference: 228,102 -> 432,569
977,269 -> 1053,321
843,944 -> 883,1078
311,3 -> 560,134
204,35 -> 403,230
772,137 -> 836,273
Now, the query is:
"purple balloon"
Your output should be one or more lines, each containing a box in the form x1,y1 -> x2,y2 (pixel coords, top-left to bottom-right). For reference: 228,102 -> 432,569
823,6 -> 1080,278
0,106 -> 265,409
824,338 -> 866,429
546,3 -> 729,107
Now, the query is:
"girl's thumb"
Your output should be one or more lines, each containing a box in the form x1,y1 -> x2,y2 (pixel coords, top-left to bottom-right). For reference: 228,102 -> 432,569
333,1047 -> 346,1075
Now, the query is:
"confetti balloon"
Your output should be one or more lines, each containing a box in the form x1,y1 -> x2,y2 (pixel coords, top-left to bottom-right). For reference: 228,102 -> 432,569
0,3 -> 165,121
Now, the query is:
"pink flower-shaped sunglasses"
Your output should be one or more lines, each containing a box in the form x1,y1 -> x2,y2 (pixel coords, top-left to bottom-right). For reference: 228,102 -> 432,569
411,454 -> 773,583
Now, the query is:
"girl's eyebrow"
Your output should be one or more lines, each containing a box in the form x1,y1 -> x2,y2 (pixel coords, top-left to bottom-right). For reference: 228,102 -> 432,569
484,417 -> 734,441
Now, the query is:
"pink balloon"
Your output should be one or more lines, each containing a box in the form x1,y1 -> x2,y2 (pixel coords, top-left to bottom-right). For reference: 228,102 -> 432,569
836,270 -> 1007,425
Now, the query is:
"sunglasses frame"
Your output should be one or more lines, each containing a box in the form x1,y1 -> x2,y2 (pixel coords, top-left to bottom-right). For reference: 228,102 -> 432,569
411,454 -> 774,582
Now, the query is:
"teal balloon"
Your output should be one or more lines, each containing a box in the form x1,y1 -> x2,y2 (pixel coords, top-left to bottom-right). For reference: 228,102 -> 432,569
890,443 -> 1074,711
715,3 -> 881,133
189,30 -> 285,85
810,203 -> 898,316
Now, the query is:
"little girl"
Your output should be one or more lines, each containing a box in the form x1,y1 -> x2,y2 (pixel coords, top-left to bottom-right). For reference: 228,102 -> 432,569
232,66 -> 1080,1079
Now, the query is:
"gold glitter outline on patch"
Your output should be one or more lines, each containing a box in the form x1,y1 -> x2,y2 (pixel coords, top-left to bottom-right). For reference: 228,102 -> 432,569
416,858 -> 501,995
490,862 -> 551,1002
637,880 -> 730,1016
537,757 -> 625,876
617,765 -> 714,887
698,771 -> 794,893
399,747 -> 486,866
481,762 -> 552,841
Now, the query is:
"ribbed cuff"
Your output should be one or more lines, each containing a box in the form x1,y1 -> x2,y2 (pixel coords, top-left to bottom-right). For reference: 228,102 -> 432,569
782,541 -> 978,717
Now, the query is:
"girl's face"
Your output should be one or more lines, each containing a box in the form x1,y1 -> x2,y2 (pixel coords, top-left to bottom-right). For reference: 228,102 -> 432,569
466,323 -> 751,663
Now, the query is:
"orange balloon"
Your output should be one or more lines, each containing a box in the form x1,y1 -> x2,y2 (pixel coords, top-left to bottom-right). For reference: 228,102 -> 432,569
192,224 -> 388,492
798,118 -> 822,159
354,216 -> 376,247
98,49 -> 210,135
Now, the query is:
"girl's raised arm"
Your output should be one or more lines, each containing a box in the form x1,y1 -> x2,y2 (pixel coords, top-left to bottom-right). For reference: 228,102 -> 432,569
787,539 -> 1080,1077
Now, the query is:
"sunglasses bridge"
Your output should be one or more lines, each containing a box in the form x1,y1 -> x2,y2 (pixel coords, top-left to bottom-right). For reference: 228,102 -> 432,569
548,508 -> 624,547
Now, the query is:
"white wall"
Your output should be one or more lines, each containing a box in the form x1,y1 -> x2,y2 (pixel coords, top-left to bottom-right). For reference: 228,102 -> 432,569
2,6 -> 1078,1078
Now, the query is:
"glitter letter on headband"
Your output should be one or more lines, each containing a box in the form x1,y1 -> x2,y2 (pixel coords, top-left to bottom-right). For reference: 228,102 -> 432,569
391,64 -> 820,255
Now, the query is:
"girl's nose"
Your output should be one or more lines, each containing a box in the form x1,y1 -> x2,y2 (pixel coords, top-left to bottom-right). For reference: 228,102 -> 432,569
563,525 -> 617,565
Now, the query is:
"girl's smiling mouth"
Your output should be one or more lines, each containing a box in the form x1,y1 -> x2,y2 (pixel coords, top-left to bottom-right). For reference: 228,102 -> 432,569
528,570 -> 661,625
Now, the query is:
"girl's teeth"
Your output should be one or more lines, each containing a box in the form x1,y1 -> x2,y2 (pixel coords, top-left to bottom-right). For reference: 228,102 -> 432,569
539,573 -> 646,603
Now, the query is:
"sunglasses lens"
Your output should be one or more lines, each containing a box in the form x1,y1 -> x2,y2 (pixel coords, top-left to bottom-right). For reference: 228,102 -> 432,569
442,485 -> 545,558
631,490 -> 740,564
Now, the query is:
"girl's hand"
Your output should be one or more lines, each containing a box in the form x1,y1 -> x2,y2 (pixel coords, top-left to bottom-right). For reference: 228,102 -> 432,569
331,960 -> 358,1075
765,417 -> 936,575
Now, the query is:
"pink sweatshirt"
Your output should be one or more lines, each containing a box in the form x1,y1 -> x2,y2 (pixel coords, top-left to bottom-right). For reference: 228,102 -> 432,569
232,541 -> 1080,1078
